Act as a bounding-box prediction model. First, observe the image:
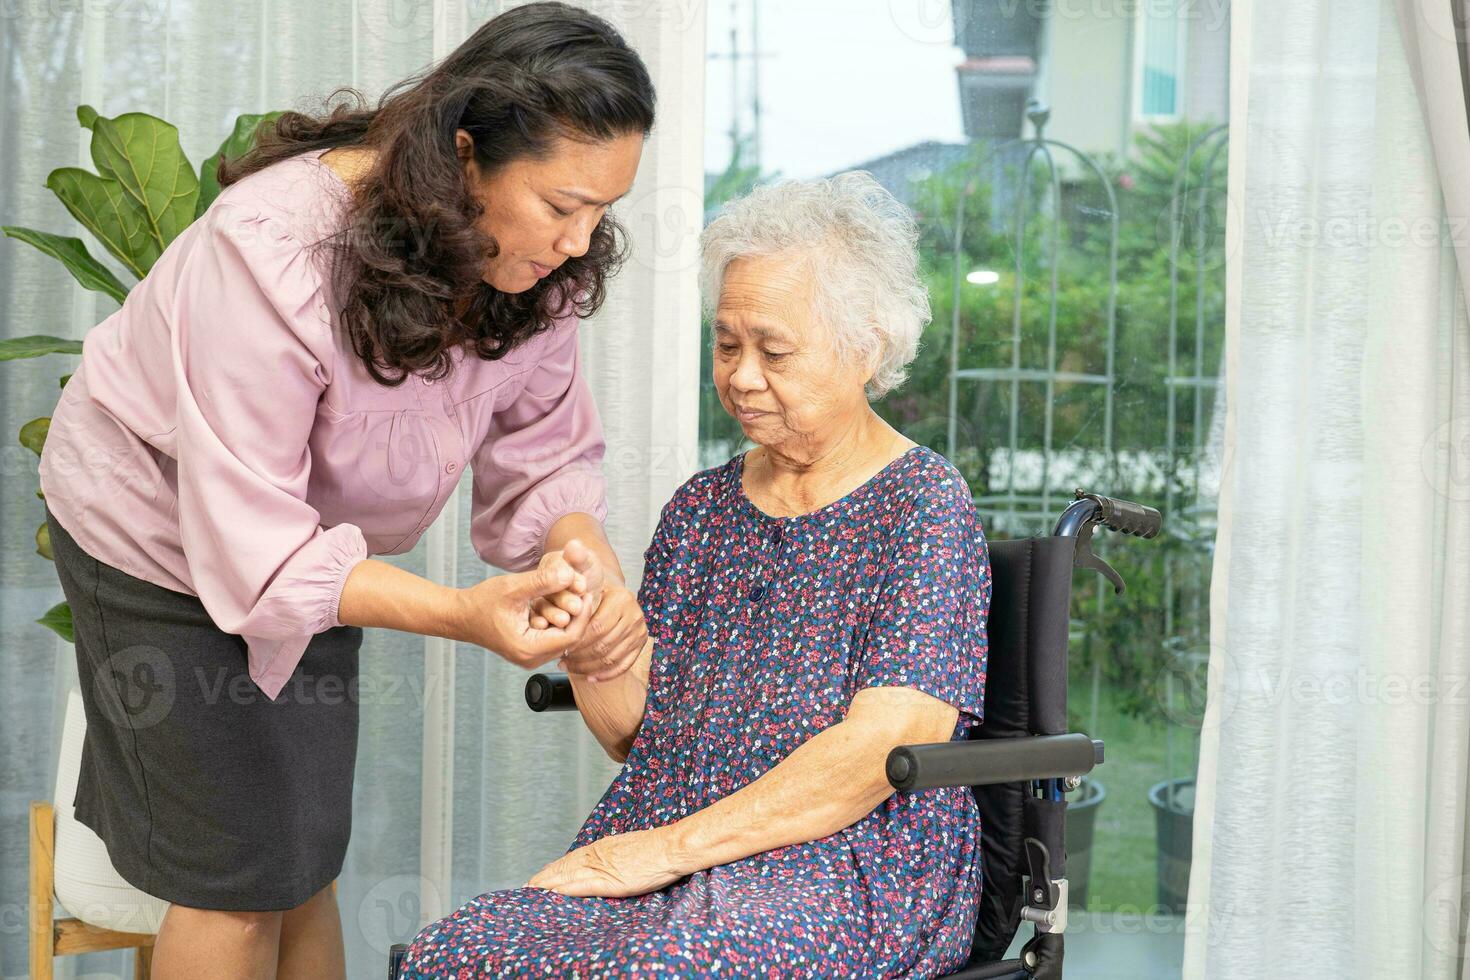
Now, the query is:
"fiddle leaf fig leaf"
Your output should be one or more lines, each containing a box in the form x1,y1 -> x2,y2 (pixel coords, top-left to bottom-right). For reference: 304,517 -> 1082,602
197,110 -> 284,218
88,112 -> 199,252
37,601 -> 73,641
46,166 -> 158,277
19,417 -> 50,456
1,226 -> 129,301
0,336 -> 82,361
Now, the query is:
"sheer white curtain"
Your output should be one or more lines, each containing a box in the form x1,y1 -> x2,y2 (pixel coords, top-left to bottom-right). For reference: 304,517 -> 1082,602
436,0 -> 705,951
1184,0 -> 1470,975
0,3 -> 702,978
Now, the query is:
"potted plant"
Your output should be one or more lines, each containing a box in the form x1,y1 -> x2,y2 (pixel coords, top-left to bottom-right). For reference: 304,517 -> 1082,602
3,104 -> 281,636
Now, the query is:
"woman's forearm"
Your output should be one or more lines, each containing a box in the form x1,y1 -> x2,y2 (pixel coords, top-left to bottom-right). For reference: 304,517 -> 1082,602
336,558 -> 467,640
665,717 -> 895,872
664,691 -> 960,872
546,512 -> 625,586
570,639 -> 652,761
334,514 -> 612,640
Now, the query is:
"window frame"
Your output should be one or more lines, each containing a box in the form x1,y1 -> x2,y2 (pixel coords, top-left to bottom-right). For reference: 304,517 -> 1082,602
1132,0 -> 1191,122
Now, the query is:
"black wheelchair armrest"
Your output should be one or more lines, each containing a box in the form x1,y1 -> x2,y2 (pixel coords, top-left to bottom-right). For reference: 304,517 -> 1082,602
525,671 -> 578,712
885,733 -> 1103,792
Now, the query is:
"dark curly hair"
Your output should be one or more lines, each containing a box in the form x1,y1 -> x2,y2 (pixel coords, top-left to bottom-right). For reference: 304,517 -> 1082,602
216,2 -> 656,387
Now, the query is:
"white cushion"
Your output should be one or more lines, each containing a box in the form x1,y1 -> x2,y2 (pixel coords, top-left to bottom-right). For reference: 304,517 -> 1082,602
52,687 -> 170,935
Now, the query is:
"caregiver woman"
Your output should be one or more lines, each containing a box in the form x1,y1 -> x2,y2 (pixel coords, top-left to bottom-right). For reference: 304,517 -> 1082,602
34,5 -> 652,979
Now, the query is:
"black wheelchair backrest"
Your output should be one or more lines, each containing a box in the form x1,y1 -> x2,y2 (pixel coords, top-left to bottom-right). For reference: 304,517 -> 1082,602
968,535 -> 1080,962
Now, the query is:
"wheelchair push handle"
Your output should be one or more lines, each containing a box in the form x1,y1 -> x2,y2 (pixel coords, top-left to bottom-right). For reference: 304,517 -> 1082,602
1086,491 -> 1161,539
1059,490 -> 1162,540
1054,490 -> 1163,595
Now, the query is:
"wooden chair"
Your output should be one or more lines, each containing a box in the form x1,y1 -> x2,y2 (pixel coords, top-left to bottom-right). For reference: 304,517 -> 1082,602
29,799 -> 155,980
30,801 -> 341,979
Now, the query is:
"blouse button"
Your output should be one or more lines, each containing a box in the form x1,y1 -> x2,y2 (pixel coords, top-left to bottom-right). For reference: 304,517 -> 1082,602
771,525 -> 783,546
445,461 -> 458,474
423,375 -> 434,386
747,585 -> 766,602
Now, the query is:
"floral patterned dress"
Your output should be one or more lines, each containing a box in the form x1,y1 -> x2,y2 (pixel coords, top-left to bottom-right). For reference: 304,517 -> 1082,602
400,446 -> 992,978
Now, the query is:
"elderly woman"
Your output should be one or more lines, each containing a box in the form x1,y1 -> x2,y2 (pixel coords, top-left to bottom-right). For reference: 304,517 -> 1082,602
400,172 -> 992,978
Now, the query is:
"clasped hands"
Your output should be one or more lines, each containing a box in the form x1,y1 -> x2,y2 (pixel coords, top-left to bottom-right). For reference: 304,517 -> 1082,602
455,537 -> 646,682
528,538 -> 647,682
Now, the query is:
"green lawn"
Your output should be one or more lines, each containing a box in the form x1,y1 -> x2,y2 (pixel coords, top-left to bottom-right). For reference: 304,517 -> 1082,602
1068,670 -> 1200,912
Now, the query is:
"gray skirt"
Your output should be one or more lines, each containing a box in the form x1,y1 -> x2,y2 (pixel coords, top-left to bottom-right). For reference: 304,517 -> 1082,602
45,505 -> 364,911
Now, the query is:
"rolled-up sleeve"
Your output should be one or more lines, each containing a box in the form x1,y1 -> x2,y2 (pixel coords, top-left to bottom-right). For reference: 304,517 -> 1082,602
469,316 -> 608,572
171,204 -> 368,701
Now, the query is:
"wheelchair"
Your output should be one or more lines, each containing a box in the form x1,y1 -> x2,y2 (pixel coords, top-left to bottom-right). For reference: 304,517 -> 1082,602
390,488 -> 1161,980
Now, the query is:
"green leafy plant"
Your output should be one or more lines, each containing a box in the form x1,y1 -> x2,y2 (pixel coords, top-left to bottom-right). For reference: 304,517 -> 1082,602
3,105 -> 282,641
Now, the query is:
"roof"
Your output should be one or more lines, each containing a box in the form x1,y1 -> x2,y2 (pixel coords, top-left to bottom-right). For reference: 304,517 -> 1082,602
824,140 -> 974,207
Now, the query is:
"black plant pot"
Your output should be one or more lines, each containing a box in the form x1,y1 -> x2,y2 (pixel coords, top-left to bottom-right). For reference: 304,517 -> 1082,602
1148,777 -> 1196,914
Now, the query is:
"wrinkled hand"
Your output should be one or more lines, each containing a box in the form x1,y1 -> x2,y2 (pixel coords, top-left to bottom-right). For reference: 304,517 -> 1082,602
531,540 -> 648,682
455,553 -> 594,670
526,828 -> 689,898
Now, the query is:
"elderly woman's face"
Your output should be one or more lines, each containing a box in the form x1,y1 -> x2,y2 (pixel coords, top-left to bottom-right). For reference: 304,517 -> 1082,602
713,254 -> 873,458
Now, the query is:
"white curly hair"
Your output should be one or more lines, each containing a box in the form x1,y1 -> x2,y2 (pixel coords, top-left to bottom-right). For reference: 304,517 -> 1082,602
698,171 -> 931,399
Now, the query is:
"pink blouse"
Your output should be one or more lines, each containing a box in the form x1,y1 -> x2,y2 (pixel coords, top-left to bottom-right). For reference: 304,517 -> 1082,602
38,147 -> 608,700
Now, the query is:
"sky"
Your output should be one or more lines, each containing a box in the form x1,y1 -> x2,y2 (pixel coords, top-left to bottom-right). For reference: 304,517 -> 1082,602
702,0 -> 968,179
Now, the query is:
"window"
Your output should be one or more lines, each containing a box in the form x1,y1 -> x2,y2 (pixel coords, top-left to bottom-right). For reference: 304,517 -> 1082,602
1135,0 -> 1189,119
